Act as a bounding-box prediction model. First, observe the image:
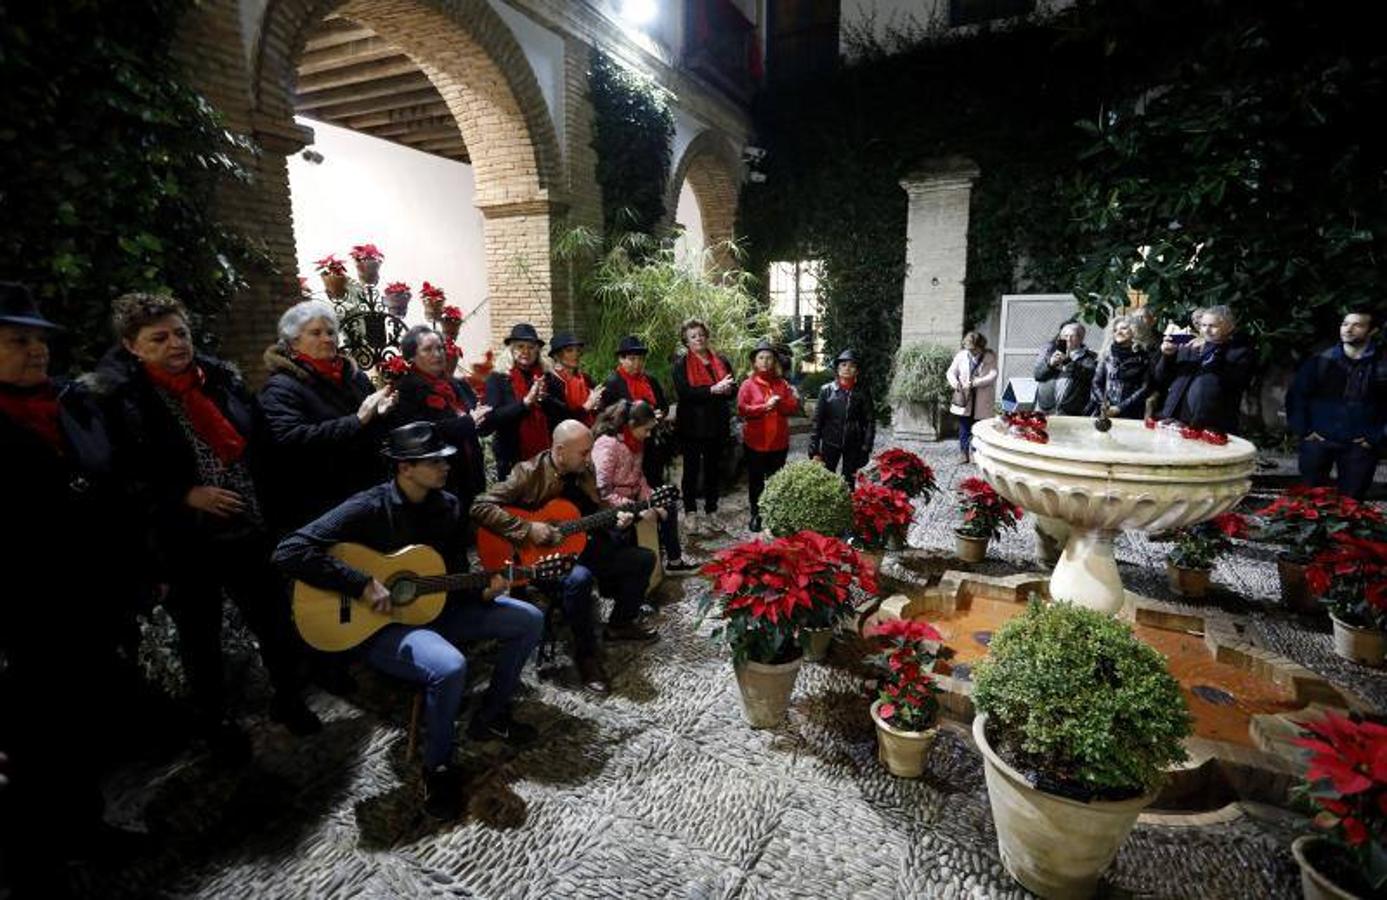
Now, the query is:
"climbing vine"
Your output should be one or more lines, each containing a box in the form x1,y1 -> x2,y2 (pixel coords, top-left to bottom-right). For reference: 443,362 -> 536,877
588,48 -> 675,241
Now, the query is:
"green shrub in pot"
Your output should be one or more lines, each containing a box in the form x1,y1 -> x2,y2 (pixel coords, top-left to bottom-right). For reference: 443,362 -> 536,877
760,460 -> 853,538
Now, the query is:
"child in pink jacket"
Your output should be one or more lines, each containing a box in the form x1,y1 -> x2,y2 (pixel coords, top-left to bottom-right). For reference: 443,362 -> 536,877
591,400 -> 693,572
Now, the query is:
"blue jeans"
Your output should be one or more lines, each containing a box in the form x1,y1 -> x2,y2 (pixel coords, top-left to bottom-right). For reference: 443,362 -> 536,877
1299,438 -> 1380,500
361,596 -> 543,769
958,416 -> 975,456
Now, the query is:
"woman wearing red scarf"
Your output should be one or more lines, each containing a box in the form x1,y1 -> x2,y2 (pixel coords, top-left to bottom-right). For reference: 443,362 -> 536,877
481,323 -> 551,480
808,348 -> 876,485
736,339 -> 799,532
601,335 -> 670,491
542,332 -> 603,427
95,292 -> 319,757
390,325 -> 489,508
671,318 -> 736,535
258,300 -> 398,535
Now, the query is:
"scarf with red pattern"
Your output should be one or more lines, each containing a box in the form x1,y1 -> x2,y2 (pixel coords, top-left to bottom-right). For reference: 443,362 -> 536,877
143,363 -> 247,463
410,364 -> 464,413
616,366 -> 656,407
684,350 -> 729,388
509,363 -> 551,460
621,425 -> 644,456
0,381 -> 64,453
555,366 -> 594,425
295,351 -> 345,385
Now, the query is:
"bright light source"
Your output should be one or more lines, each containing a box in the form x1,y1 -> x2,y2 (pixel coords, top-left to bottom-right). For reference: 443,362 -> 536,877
620,0 -> 657,27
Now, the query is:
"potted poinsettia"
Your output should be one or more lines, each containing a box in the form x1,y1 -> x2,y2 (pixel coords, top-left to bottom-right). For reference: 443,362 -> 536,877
378,354 -> 409,386
852,478 -> 915,552
1307,534 -> 1387,668
350,243 -> 384,284
863,617 -> 943,778
866,447 -> 938,501
1254,486 -> 1387,614
955,477 -> 1023,563
699,531 -> 877,727
420,281 -> 447,321
314,254 -> 349,299
1290,711 -> 1387,899
383,281 -> 411,317
1165,512 -> 1247,598
440,304 -> 464,341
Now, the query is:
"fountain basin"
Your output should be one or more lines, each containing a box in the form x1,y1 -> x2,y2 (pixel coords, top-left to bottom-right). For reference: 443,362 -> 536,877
970,416 -> 1256,614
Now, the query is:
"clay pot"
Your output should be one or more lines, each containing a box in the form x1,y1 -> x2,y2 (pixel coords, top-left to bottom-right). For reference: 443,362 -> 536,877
884,527 -> 907,553
423,296 -> 445,321
1166,561 -> 1211,598
955,530 -> 988,563
441,318 -> 462,341
1331,616 -> 1386,668
733,656 -> 802,728
384,290 -> 411,318
1291,835 -> 1366,900
354,257 -> 381,285
1277,554 -> 1320,615
801,628 -> 832,662
320,272 -> 348,299
871,700 -> 936,778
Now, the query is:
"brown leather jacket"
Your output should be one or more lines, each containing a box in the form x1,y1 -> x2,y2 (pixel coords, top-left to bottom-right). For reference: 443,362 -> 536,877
469,450 -> 603,544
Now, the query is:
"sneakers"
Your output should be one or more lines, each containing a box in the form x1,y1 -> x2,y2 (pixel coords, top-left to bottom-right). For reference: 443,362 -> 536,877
270,695 -> 323,736
466,710 -> 539,746
576,655 -> 610,695
422,764 -> 465,820
604,620 -> 659,643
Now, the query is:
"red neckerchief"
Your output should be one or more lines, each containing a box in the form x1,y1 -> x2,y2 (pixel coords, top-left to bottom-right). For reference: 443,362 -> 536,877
684,350 -> 728,387
556,365 -> 593,424
509,363 -> 551,459
620,425 -> 644,455
410,363 -> 463,412
0,380 -> 64,453
294,351 -> 345,385
143,363 -> 247,463
837,376 -> 856,390
616,366 -> 656,405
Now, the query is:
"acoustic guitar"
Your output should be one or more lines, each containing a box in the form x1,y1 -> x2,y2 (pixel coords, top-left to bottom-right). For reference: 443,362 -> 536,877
476,483 -> 680,571
292,543 -> 575,652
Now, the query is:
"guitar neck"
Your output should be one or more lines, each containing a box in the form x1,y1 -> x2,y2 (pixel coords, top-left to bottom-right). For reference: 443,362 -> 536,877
409,566 -> 533,593
555,498 -> 655,536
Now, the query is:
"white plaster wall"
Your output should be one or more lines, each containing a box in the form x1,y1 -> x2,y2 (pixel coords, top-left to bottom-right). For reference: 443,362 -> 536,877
489,0 -> 566,153
288,117 -> 492,358
672,108 -> 711,177
673,180 -> 705,271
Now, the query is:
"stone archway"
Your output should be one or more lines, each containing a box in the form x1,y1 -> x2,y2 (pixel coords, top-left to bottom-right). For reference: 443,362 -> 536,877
249,0 -> 566,356
665,130 -> 743,272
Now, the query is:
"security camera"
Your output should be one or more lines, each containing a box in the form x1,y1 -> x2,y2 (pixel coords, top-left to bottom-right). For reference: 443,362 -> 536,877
742,145 -> 767,164
300,149 -> 324,164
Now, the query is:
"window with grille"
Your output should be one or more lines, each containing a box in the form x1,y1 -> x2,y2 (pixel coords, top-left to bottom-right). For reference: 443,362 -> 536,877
768,259 -> 825,369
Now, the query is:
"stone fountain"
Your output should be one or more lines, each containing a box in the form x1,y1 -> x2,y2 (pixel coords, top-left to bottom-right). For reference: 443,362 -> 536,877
969,416 -> 1256,615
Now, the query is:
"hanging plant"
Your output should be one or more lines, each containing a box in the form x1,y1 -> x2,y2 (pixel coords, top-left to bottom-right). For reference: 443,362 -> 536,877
588,49 -> 675,241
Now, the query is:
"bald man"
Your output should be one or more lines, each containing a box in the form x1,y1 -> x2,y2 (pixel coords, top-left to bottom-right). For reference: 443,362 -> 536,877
471,420 -> 657,695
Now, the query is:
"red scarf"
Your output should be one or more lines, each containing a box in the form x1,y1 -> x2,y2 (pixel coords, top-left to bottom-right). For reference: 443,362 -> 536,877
295,351 -> 345,385
837,375 -> 856,390
616,366 -> 656,406
556,366 -> 594,425
411,364 -> 463,412
685,351 -> 729,388
0,381 -> 64,453
621,425 -> 644,456
509,363 -> 551,460
143,363 -> 247,463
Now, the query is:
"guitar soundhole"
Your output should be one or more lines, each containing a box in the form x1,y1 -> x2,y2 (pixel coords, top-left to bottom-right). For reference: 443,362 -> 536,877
388,574 -> 418,606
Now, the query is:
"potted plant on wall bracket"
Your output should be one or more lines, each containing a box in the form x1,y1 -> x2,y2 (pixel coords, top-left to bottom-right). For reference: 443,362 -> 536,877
382,281 -> 411,318
971,601 -> 1192,899
314,254 -> 349,300
1164,512 -> 1247,598
954,477 -> 1023,563
863,617 -> 943,778
1307,534 -> 1387,668
888,342 -> 958,441
420,281 -> 447,322
698,531 -> 877,727
350,243 -> 383,285
1253,486 -> 1387,615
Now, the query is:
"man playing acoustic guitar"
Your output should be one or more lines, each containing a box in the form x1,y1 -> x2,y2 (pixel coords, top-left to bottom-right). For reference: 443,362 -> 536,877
471,419 -> 657,696
273,422 -> 544,820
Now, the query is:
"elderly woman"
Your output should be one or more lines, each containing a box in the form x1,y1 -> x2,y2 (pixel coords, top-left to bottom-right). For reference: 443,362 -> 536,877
390,325 -> 489,509
542,332 -> 602,428
670,318 -> 735,534
93,292 -> 318,756
258,300 -> 396,534
1089,316 -> 1154,420
737,339 -> 799,532
1154,304 -> 1255,436
481,323 -> 549,480
945,333 -> 997,463
810,348 -> 876,482
592,399 -> 694,572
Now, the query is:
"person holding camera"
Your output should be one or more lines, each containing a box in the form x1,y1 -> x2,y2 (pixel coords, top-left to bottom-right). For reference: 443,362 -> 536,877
1153,305 -> 1254,437
1033,322 -> 1097,415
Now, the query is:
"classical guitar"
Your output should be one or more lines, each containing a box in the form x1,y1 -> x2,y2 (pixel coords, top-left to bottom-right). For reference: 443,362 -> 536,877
292,543 -> 575,652
476,483 -> 681,571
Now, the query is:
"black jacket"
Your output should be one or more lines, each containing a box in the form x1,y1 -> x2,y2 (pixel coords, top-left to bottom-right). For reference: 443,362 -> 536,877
808,380 -> 875,459
257,345 -> 388,534
599,369 -> 668,412
541,368 -> 598,427
601,368 -> 671,484
670,352 -> 734,441
1034,345 -> 1098,415
389,370 -> 487,510
1287,341 -> 1387,447
1088,343 -> 1155,419
1154,336 -> 1256,433
480,368 -> 548,482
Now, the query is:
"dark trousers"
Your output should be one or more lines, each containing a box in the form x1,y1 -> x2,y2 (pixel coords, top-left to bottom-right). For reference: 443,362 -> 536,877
561,539 -> 656,657
658,508 -> 683,561
821,444 -> 868,488
163,534 -> 303,719
680,436 -> 724,513
957,415 -> 975,456
745,446 -> 789,519
1299,438 -> 1380,500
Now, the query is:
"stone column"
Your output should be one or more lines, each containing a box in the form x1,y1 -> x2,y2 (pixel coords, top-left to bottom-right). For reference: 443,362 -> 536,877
898,157 -> 981,348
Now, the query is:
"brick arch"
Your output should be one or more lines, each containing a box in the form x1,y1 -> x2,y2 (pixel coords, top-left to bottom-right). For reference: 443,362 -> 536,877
666,130 -> 743,271
252,0 -> 567,350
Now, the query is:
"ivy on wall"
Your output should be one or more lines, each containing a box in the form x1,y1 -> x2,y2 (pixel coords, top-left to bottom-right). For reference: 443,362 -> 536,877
588,48 -> 675,241
0,0 -> 258,369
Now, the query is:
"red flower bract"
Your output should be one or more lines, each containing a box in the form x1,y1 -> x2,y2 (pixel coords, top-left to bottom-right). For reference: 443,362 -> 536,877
1291,710 -> 1387,876
349,243 -> 384,261
852,479 -> 915,548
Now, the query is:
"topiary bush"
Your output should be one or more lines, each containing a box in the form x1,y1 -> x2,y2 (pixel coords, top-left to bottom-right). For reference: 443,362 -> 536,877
972,600 -> 1192,797
760,460 -> 853,538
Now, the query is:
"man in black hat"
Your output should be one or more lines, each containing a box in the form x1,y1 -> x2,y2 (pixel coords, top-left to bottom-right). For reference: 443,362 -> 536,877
273,422 -> 544,820
809,348 -> 875,485
481,323 -> 550,480
543,332 -> 602,428
601,335 -> 670,489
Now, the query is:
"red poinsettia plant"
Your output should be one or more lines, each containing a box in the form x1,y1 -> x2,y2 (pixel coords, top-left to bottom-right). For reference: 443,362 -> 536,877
379,355 -> 409,384
444,339 -> 463,369
441,305 -> 463,322
864,618 -> 943,732
313,254 -> 347,276
419,282 -> 446,301
956,477 -> 1023,540
852,478 -> 915,549
1306,533 -> 1387,629
1254,486 -> 1387,563
699,531 -> 878,664
1167,512 -> 1248,571
349,243 -> 384,261
383,281 -> 411,295
1292,711 -> 1387,894
866,447 -> 937,500
1002,410 -> 1049,443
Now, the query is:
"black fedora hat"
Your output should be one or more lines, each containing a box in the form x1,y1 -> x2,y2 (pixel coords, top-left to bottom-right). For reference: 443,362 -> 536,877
503,323 -> 545,346
548,332 -> 585,357
615,335 -> 649,356
381,422 -> 457,461
749,338 -> 776,356
0,282 -> 62,331
832,348 -> 860,367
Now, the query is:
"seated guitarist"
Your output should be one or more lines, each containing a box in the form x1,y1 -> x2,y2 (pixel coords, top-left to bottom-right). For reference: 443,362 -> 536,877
272,422 -> 544,820
471,419 -> 656,696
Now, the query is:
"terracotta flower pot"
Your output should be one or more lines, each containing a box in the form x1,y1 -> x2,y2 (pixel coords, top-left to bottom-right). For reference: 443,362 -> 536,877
1291,835 -> 1366,900
801,627 -> 832,662
354,257 -> 381,285
871,699 -> 936,778
384,290 -> 411,318
441,318 -> 462,341
423,296 -> 445,321
884,527 -> 907,553
1165,561 -> 1211,598
733,656 -> 802,728
320,272 -> 348,299
1277,554 -> 1321,615
955,530 -> 988,563
1331,616 -> 1386,668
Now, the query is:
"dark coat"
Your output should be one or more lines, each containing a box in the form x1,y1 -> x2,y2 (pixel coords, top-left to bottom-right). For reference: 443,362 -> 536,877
1033,345 -> 1098,415
1287,341 -> 1387,447
808,380 -> 875,460
480,368 -> 545,481
1088,342 -> 1155,419
599,368 -> 668,412
1154,336 -> 1256,433
541,368 -> 598,427
256,345 -> 387,534
670,351 -> 734,441
389,370 -> 487,510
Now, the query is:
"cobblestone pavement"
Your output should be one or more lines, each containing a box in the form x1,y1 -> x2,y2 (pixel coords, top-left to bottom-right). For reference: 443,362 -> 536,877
72,429 -> 1384,899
